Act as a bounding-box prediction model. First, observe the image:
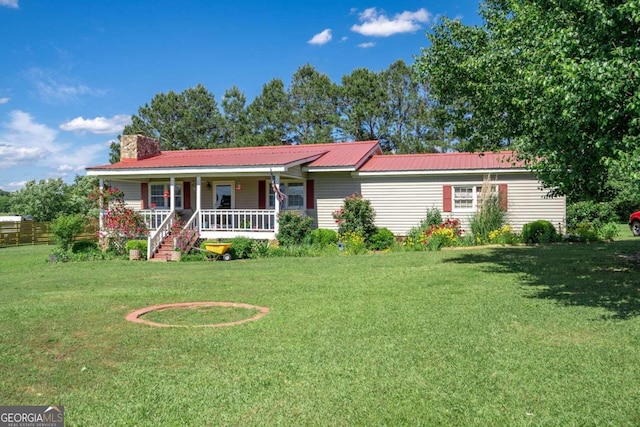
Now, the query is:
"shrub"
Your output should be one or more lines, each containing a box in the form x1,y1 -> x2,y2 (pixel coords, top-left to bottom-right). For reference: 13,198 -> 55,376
404,217 -> 464,251
51,214 -> 86,251
569,222 -> 620,243
488,225 -> 520,245
425,207 -> 443,228
340,231 -> 367,255
306,228 -> 339,247
125,239 -> 148,257
277,211 -> 314,246
368,227 -> 395,251
250,240 -> 271,258
49,246 -> 71,262
600,223 -> 620,241
571,223 -> 601,242
228,237 -> 254,259
422,219 -> 463,248
567,200 -> 618,230
406,207 -> 444,243
102,198 -> 148,254
72,240 -> 98,253
332,194 -> 377,243
522,220 -> 560,244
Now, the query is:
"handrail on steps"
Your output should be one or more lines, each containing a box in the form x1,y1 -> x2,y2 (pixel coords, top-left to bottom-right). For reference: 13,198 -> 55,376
147,210 -> 175,260
180,210 -> 200,253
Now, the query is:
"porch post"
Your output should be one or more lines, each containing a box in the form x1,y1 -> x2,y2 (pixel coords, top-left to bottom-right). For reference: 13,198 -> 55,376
196,176 -> 202,211
274,173 -> 281,235
170,177 -> 175,210
98,178 -> 104,230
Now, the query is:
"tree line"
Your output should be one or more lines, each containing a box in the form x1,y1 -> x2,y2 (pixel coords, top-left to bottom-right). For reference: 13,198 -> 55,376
109,60 -> 451,162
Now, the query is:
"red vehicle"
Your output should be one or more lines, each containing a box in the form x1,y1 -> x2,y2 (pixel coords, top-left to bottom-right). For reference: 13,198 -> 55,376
630,211 -> 640,236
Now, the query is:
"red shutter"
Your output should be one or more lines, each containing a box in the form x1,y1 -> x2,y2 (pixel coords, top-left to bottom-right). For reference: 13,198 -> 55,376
306,179 -> 315,209
498,184 -> 508,211
183,182 -> 191,209
443,185 -> 452,212
141,183 -> 149,209
258,180 -> 266,209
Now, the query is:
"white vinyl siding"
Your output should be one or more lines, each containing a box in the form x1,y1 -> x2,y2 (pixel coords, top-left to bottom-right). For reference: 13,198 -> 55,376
111,181 -> 141,211
312,172 -> 362,230
358,173 -> 565,236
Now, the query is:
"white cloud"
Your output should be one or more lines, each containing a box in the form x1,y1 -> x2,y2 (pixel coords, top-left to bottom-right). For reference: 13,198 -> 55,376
27,68 -> 106,103
308,29 -> 332,46
351,7 -> 431,37
0,0 -> 18,8
0,97 -> 9,104
0,111 -> 56,168
358,42 -> 376,49
0,110 -> 107,176
59,114 -> 131,134
5,180 -> 28,190
0,144 -> 49,167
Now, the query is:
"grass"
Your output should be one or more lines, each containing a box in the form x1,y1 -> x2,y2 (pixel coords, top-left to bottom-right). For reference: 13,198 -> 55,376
1,229 -> 640,425
141,305 -> 261,326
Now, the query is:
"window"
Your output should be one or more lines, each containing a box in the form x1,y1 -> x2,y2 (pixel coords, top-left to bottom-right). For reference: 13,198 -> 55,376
454,186 -> 474,210
269,181 -> 304,210
150,183 -> 182,209
453,185 -> 496,212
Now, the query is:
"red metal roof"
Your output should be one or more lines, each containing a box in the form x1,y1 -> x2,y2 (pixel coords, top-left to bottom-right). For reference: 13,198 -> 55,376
87,140 -> 381,170
358,151 -> 523,172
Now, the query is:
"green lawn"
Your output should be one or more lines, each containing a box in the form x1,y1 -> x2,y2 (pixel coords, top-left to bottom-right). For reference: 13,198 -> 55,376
1,233 -> 640,426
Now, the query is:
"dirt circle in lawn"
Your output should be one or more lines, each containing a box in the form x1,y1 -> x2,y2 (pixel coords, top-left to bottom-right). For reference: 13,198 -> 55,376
125,302 -> 269,328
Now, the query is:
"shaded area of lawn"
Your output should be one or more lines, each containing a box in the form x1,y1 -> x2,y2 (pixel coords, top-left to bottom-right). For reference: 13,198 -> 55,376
2,244 -> 640,425
443,239 -> 640,320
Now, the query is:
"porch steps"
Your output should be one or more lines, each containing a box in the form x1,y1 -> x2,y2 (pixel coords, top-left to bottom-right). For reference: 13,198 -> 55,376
149,235 -> 175,262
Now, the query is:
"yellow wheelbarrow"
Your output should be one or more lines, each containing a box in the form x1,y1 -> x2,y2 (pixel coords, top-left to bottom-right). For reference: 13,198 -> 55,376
204,243 -> 232,261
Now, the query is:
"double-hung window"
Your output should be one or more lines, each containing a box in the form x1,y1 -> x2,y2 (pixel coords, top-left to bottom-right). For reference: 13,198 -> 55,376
150,183 -> 182,209
452,185 -> 497,212
269,181 -> 304,210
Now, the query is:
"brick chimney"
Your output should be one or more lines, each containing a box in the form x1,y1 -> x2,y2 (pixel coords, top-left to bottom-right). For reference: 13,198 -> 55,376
120,134 -> 161,162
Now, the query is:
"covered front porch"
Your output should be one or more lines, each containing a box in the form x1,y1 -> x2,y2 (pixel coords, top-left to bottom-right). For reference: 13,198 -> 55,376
96,172 -> 313,259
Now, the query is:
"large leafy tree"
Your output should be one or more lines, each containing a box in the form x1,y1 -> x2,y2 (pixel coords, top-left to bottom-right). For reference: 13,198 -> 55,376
416,0 -> 640,200
109,83 -> 224,162
339,68 -> 388,142
66,175 -> 100,217
11,179 -> 70,221
246,79 -> 293,146
289,64 -> 340,144
0,189 -> 12,213
220,85 -> 249,147
339,62 -> 450,153
381,60 -> 450,154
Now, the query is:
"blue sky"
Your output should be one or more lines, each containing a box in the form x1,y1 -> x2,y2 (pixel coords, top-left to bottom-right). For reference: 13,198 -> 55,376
0,0 -> 481,191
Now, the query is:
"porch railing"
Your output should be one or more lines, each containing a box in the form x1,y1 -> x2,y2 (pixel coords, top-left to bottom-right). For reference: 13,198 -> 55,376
200,209 -> 276,232
140,209 -> 172,230
147,210 -> 175,260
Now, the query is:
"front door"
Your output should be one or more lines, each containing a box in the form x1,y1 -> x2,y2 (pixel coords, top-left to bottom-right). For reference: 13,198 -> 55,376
215,183 -> 233,209
214,183 -> 234,229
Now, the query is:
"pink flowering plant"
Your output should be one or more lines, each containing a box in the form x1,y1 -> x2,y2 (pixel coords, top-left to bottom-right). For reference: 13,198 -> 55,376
170,215 -> 200,252
88,186 -> 125,210
96,186 -> 148,254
